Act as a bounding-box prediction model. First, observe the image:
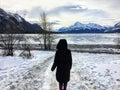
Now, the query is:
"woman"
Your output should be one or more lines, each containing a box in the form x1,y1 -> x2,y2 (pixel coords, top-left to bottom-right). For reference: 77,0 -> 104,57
51,39 -> 72,90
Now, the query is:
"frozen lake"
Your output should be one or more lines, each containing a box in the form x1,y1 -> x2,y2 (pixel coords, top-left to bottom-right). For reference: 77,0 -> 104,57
28,33 -> 120,45
54,33 -> 120,45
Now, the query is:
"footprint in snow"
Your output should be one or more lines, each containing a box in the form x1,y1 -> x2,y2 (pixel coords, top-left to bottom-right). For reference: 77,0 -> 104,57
78,85 -> 88,90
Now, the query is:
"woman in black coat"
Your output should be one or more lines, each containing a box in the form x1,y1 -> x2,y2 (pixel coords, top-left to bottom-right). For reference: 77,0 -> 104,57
51,39 -> 72,90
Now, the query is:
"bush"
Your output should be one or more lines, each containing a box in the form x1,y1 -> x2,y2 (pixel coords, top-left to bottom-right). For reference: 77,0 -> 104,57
19,46 -> 33,59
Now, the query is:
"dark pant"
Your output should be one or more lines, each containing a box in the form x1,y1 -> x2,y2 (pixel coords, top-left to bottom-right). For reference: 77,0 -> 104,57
59,82 -> 67,90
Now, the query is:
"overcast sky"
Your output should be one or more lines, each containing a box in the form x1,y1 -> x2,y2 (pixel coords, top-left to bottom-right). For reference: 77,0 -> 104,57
1,0 -> 120,29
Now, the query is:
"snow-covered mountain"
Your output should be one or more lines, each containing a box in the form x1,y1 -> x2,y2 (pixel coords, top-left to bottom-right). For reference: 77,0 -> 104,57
112,22 -> 120,33
58,22 -> 112,33
105,22 -> 120,33
0,8 -> 45,33
115,22 -> 120,27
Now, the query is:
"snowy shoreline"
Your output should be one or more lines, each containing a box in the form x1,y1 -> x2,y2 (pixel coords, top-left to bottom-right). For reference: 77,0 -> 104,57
1,44 -> 120,55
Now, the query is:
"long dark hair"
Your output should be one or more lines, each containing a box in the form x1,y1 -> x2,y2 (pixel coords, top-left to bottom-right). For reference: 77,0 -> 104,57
57,39 -> 68,50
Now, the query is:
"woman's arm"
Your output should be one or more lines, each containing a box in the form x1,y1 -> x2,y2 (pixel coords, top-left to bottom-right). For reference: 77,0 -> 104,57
51,51 -> 57,71
69,50 -> 72,70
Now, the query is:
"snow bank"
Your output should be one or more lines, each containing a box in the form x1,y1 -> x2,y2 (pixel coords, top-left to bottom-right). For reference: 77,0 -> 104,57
71,52 -> 120,90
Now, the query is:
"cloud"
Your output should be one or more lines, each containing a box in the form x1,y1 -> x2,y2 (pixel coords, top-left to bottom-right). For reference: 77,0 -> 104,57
17,4 -> 108,20
48,5 -> 87,15
17,10 -> 28,17
84,9 -> 108,18
47,4 -> 108,18
96,0 -> 120,9
27,7 -> 43,18
48,20 -> 60,25
85,0 -> 120,12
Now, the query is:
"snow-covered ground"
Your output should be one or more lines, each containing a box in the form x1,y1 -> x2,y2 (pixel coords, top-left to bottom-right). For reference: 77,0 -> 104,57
0,50 -> 120,90
0,50 -> 54,90
71,53 -> 120,90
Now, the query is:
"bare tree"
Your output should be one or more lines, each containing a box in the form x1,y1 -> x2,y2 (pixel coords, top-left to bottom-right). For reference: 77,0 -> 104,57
33,35 -> 43,49
0,34 -> 24,56
47,24 -> 57,50
39,11 -> 57,50
40,11 -> 48,49
19,43 -> 32,59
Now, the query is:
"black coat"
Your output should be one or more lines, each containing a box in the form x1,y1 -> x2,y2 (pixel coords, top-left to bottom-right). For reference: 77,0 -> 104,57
51,49 -> 72,83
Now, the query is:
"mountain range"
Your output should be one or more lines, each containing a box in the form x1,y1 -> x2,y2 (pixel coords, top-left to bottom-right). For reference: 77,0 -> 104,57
58,22 -> 120,33
0,8 -> 46,34
0,8 -> 120,33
